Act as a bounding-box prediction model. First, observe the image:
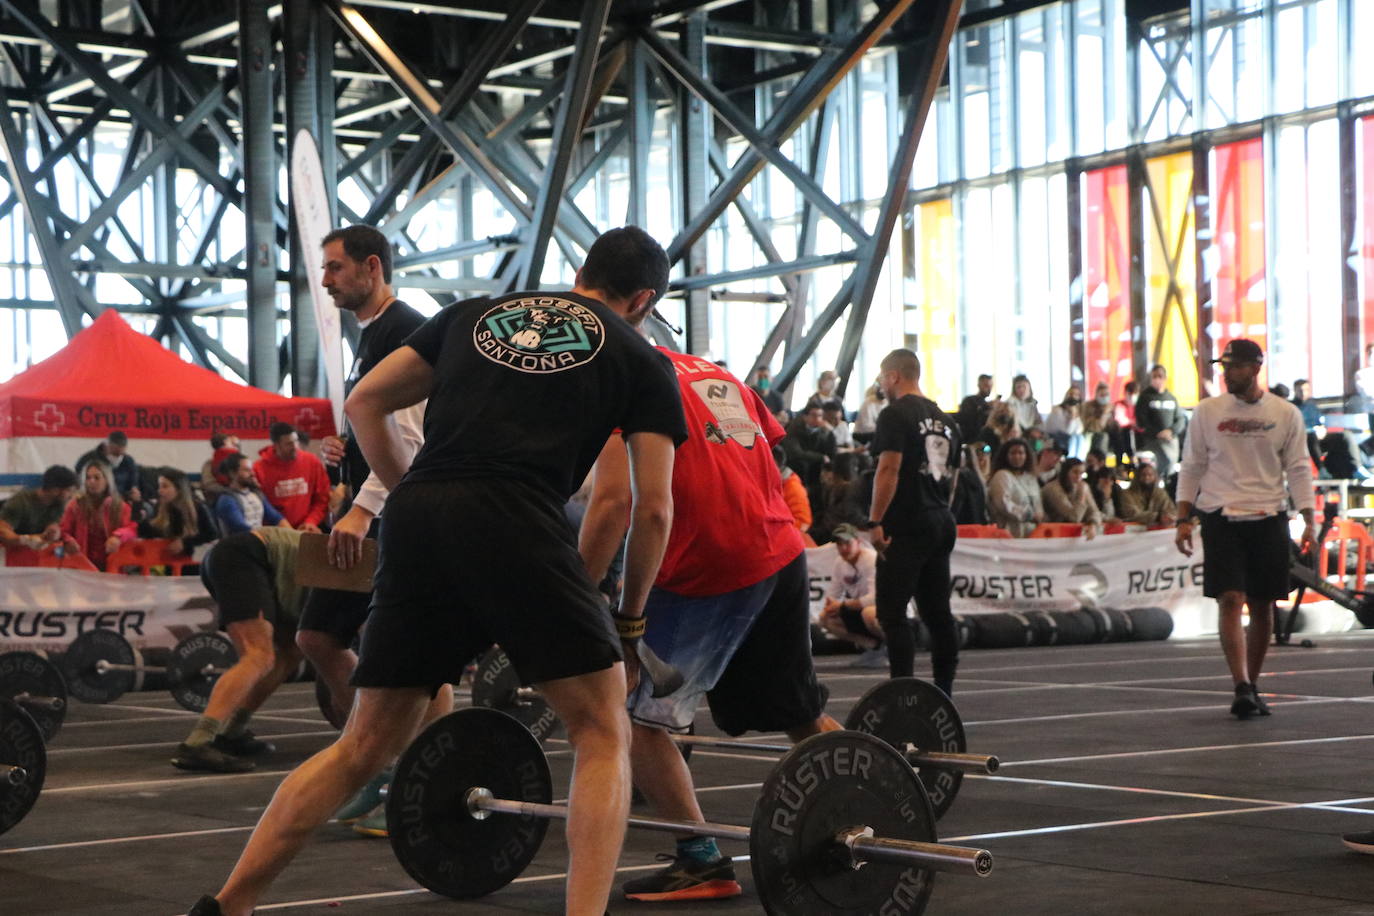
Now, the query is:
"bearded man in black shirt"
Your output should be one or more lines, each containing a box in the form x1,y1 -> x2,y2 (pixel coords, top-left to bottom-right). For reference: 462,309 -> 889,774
185,228 -> 687,916
867,349 -> 961,696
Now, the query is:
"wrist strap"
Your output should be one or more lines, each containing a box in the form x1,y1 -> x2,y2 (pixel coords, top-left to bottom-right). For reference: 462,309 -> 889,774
612,612 -> 646,641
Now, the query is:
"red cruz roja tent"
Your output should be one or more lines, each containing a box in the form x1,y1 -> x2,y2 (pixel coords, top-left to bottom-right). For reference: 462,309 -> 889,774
0,309 -> 335,481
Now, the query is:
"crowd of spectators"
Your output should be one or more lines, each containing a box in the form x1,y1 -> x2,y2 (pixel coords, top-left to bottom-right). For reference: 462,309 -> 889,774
0,421 -> 333,572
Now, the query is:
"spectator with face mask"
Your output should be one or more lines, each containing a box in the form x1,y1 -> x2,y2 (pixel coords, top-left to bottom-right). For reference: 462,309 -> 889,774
1045,386 -> 1086,458
1117,461 -> 1177,526
1136,365 -> 1188,479
1082,382 -> 1113,455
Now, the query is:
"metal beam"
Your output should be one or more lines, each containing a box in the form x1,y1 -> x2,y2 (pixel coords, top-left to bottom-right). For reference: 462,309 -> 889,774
519,0 -> 613,289
661,0 -> 919,265
670,251 -> 858,291
239,0 -> 281,391
832,1 -> 962,397
0,81 -> 94,334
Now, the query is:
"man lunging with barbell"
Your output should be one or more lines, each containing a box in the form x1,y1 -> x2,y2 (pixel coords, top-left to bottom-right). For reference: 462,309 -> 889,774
184,228 -> 688,916
580,319 -> 841,903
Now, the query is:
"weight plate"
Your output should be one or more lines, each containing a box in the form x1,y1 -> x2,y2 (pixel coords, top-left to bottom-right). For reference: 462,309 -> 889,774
470,646 -> 562,745
168,632 -> 237,712
751,729 -> 937,915
0,652 -> 68,742
388,708 -> 552,900
62,628 -> 140,704
0,697 -> 47,837
845,678 -> 966,821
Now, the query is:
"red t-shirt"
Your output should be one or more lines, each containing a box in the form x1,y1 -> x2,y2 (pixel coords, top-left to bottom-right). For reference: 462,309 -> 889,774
653,350 -> 804,596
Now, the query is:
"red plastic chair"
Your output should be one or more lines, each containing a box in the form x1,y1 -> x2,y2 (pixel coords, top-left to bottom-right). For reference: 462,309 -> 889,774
1318,518 -> 1373,592
956,524 -> 1012,539
1028,523 -> 1084,539
106,538 -> 194,576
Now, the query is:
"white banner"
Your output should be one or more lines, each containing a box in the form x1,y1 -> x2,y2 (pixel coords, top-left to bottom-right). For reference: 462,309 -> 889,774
805,530 -> 1221,637
290,129 -> 346,432
0,568 -> 216,656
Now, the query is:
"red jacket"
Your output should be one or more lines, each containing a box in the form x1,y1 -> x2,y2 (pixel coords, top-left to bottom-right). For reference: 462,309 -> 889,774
253,445 -> 330,528
59,497 -> 135,570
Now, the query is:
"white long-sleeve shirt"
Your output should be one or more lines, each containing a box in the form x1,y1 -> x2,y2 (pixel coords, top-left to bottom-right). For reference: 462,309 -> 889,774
350,399 -> 426,517
1175,392 -> 1314,516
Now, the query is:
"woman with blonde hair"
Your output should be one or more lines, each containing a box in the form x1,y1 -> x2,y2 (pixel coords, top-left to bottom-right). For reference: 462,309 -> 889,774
60,459 -> 135,569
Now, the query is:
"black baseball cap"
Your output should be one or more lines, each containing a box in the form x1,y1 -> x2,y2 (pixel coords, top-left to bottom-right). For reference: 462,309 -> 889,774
1212,339 -> 1264,367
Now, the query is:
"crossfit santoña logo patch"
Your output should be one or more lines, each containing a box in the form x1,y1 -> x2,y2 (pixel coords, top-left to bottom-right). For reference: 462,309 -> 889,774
474,295 -> 604,373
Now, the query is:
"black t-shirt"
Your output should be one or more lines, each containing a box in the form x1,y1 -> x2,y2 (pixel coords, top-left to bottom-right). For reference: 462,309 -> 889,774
401,291 -> 687,501
871,394 -> 959,533
341,299 -> 428,496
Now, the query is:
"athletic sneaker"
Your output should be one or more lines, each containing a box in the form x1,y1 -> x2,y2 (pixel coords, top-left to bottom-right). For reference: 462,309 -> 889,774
212,730 -> 275,757
336,768 -> 392,823
171,741 -> 254,773
1341,830 -> 1374,854
351,805 -> 388,838
1250,683 -> 1272,717
854,647 -> 888,668
622,854 -> 742,902
186,895 -> 223,915
1230,683 -> 1262,719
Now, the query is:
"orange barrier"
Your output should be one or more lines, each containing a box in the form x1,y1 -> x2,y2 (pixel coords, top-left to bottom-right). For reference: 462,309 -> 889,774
4,541 -> 100,571
106,538 -> 195,576
956,524 -> 1012,539
1027,523 -> 1084,539
1101,521 -> 1127,535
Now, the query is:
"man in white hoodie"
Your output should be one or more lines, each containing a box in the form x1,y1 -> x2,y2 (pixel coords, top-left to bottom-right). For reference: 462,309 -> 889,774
1174,339 -> 1314,720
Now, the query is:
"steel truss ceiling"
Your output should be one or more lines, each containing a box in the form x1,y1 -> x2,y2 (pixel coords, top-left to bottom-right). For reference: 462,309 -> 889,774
0,0 -> 960,397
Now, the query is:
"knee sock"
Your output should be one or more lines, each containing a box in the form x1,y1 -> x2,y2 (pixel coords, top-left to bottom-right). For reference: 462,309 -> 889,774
184,715 -> 221,748
218,708 -> 253,739
677,835 -> 723,864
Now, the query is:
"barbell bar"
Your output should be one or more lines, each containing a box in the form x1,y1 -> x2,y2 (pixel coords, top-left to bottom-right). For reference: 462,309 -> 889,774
386,707 -> 992,914
3,765 -> 26,786
0,652 -> 70,742
666,732 -> 999,775
62,628 -> 238,712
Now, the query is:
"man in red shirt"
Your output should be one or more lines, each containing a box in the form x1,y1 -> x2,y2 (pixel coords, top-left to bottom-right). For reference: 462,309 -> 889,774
582,339 -> 840,903
253,422 -> 330,532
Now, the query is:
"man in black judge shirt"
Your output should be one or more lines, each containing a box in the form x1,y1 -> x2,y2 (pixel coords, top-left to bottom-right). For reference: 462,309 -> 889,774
186,227 -> 687,916
866,348 -> 961,696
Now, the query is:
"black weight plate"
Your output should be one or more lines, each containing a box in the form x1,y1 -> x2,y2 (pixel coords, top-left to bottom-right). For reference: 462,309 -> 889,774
845,678 -> 966,821
471,647 -> 562,745
971,613 -> 1032,649
388,708 -> 552,900
0,697 -> 47,837
1046,609 -> 1096,644
168,632 -> 237,712
751,730 -> 937,915
0,652 -> 67,742
1126,606 -> 1174,640
62,628 -> 140,704
1022,610 -> 1057,646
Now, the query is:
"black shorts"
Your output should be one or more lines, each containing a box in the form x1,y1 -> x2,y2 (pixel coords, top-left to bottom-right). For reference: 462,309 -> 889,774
1199,511 -> 1291,601
707,551 -> 825,736
297,517 -> 380,645
351,478 -> 621,693
201,533 -> 296,645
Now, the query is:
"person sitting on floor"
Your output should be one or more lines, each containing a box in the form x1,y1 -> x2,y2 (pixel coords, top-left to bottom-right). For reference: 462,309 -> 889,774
986,438 -> 1044,538
1040,457 -> 1102,535
817,524 -> 885,667
216,454 -> 290,536
138,467 -> 219,564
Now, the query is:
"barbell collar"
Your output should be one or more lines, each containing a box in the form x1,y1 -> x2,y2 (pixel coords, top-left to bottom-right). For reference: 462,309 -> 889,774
838,826 -> 994,877
466,787 -> 989,876
13,693 -> 64,713
3,765 -> 26,787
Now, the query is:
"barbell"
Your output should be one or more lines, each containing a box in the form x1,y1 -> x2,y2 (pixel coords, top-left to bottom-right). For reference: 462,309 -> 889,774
386,707 -> 992,914
471,644 -> 993,820
0,652 -> 69,742
61,628 -> 238,712
0,697 -> 46,837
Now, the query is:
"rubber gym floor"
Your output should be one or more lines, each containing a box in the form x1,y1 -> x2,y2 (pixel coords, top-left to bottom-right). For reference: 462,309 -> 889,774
6,632 -> 1374,915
